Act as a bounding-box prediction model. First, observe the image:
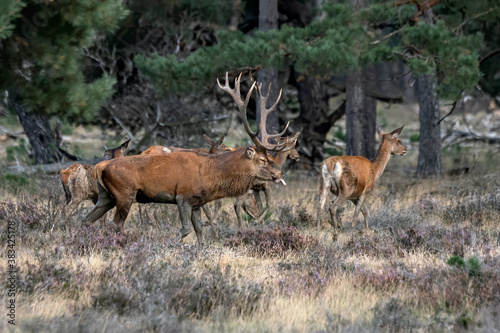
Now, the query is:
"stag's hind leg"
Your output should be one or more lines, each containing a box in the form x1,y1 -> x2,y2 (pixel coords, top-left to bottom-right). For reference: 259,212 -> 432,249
83,184 -> 116,226
113,198 -> 134,233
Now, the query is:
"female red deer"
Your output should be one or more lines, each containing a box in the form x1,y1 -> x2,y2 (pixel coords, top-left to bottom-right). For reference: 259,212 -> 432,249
318,126 -> 407,231
83,73 -> 291,245
60,139 -> 130,232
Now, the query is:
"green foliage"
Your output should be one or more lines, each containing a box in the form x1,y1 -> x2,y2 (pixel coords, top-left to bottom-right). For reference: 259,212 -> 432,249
0,0 -> 128,122
409,133 -> 420,143
0,0 -> 24,38
447,255 -> 482,277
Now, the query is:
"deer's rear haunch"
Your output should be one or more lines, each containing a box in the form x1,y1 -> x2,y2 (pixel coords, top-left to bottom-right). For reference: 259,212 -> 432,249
84,72 -> 290,245
318,126 -> 407,230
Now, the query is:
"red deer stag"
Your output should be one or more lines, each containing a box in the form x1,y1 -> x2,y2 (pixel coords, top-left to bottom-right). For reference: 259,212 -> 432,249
139,134 -> 233,237
83,72 -> 289,245
318,126 -> 407,230
60,139 -> 130,230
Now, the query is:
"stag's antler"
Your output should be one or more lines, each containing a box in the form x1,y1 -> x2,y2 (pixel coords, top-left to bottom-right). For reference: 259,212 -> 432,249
217,72 -> 289,151
254,82 -> 290,151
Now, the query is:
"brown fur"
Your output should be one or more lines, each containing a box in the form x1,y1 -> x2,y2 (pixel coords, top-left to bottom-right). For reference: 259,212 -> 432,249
318,126 -> 407,230
140,135 -> 233,156
83,147 -> 283,245
139,135 -> 233,237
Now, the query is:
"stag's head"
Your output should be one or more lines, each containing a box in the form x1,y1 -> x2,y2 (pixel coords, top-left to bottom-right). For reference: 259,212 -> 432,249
218,72 -> 290,184
104,139 -> 130,160
377,125 -> 407,156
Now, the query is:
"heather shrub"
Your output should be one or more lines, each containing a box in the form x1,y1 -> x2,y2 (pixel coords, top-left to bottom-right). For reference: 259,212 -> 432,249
352,264 -> 404,290
411,265 -> 500,311
398,226 -> 426,251
0,198 -> 48,230
63,224 -> 127,255
442,189 -> 500,227
169,266 -> 267,319
372,298 -> 421,332
278,270 -> 330,298
343,231 -> 398,258
19,261 -> 72,295
226,225 -> 319,257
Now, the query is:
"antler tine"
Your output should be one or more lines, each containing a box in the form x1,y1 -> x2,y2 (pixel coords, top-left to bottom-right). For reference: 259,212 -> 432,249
217,72 -> 261,146
255,82 -> 290,150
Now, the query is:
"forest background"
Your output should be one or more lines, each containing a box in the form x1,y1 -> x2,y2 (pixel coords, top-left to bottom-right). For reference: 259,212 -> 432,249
1,0 -> 499,177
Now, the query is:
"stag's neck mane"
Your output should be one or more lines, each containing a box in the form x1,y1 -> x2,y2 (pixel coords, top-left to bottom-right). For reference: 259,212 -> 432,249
205,148 -> 255,199
371,138 -> 393,181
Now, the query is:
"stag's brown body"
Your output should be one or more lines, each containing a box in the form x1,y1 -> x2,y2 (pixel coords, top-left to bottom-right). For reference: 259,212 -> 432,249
319,126 -> 407,230
139,134 -> 233,236
84,147 -> 283,244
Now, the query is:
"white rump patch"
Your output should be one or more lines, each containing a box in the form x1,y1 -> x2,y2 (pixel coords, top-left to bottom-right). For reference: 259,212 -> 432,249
162,147 -> 171,153
332,162 -> 343,187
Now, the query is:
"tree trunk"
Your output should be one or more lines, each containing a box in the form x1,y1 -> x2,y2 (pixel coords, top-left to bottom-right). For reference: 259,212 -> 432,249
345,70 -> 376,158
292,71 -> 345,166
14,103 -> 64,164
257,0 -> 279,137
345,0 -> 376,158
416,74 -> 441,177
416,8 -> 441,178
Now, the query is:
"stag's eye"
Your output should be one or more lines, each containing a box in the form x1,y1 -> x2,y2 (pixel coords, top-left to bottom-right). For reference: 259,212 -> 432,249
260,158 -> 267,164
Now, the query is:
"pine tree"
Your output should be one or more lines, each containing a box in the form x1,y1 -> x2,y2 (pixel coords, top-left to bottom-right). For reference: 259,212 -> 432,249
135,0 -> 499,171
0,0 -> 127,163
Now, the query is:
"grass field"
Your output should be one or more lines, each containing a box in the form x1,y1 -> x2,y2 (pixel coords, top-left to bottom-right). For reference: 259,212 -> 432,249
1,160 -> 499,332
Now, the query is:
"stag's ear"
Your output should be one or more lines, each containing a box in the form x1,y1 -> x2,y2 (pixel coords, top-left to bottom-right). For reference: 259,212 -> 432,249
390,125 -> 405,138
246,147 -> 256,159
203,134 -> 214,146
377,126 -> 384,139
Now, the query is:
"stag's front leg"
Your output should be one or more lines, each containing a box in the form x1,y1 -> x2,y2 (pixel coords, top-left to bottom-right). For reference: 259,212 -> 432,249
176,198 -> 193,238
234,197 -> 244,227
191,207 -> 204,246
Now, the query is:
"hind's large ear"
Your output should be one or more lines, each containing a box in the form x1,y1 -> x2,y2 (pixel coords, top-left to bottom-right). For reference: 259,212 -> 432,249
377,126 -> 384,139
216,135 -> 225,146
203,134 -> 214,146
390,125 -> 405,138
120,139 -> 131,149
